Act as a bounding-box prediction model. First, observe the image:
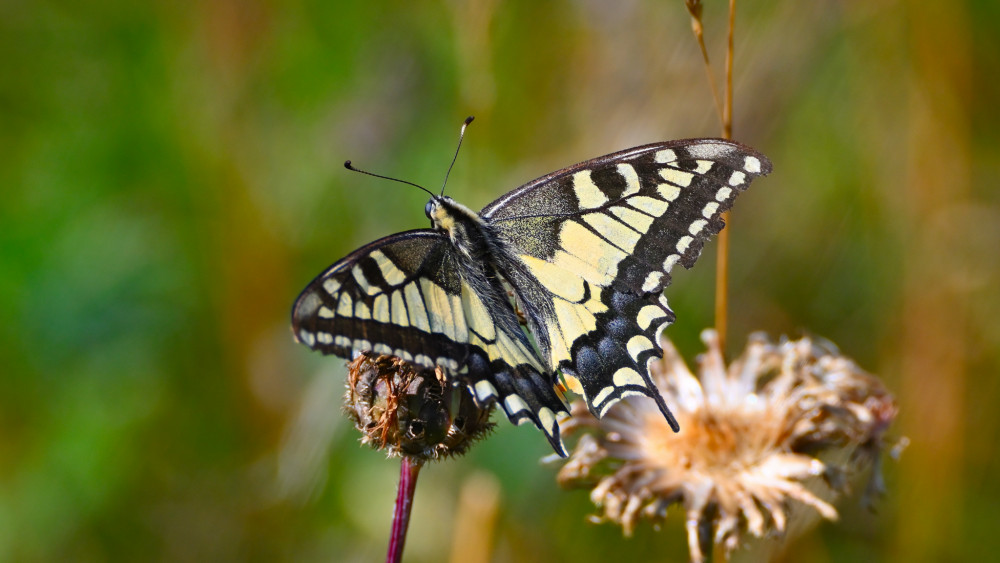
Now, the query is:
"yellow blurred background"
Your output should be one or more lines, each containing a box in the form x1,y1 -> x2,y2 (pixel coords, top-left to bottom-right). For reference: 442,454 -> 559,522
2,0 -> 997,561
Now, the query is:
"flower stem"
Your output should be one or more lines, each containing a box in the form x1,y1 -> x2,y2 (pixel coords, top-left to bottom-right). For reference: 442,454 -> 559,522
684,1 -> 724,129
386,457 -> 422,563
714,0 -> 737,355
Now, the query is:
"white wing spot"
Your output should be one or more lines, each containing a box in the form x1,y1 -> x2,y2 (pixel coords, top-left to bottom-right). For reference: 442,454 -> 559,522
702,202 -> 719,218
689,219 -> 707,235
538,407 -> 558,435
318,306 -> 335,318
676,235 -> 693,254
474,380 -> 498,402
352,266 -> 370,290
744,155 -> 762,173
414,354 -> 433,368
637,305 -> 666,330
659,167 -> 694,187
663,254 -> 680,271
296,292 -> 322,319
334,335 -> 351,348
572,170 -> 609,209
716,187 -> 733,201
337,293 -> 353,317
504,394 -> 531,416
617,389 -> 649,404
598,397 -> 620,418
729,170 -> 746,186
592,385 -> 615,408
617,163 -> 641,196
613,367 -> 646,388
693,160 -> 713,174
687,142 -> 730,160
322,278 -> 340,296
373,343 -> 392,355
655,320 -> 673,339
626,335 -> 654,362
657,183 -> 682,201
299,330 -> 315,346
642,271 -> 663,292
354,301 -> 371,320
654,149 -> 677,163
317,332 -> 333,345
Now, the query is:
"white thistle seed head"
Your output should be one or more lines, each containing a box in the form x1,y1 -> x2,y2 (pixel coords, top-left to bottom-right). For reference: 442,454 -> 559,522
556,329 -> 899,562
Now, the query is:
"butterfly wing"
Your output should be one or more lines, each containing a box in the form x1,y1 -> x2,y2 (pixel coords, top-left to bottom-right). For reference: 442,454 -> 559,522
292,231 -> 471,367
292,229 -> 571,453
481,138 -> 771,422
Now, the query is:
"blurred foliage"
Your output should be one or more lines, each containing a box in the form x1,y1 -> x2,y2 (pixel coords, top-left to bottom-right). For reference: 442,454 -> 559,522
2,0 -> 999,561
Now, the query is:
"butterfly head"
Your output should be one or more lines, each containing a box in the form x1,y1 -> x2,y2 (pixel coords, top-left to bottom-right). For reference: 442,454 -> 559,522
425,195 -> 484,255
425,195 -> 470,232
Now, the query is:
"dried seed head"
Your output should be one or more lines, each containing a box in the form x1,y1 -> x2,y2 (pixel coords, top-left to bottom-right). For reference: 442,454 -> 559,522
685,0 -> 703,20
344,353 -> 494,461
556,329 -> 901,563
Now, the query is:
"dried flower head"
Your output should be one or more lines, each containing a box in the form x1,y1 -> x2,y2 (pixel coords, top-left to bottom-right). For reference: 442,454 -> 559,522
556,329 -> 899,562
344,353 -> 494,461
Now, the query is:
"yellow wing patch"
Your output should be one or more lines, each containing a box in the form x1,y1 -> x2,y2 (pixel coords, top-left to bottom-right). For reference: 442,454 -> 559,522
558,220 -> 627,282
521,254 -> 586,302
572,170 -> 609,209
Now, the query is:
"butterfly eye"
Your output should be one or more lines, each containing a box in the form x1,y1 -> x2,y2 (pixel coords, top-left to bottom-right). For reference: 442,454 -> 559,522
425,201 -> 434,220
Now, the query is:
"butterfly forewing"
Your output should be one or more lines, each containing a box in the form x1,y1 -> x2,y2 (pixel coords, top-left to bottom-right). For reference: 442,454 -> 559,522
483,139 -> 771,423
293,231 -> 468,367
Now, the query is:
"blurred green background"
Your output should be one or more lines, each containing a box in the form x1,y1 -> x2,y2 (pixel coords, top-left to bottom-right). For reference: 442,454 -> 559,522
2,0 -> 998,561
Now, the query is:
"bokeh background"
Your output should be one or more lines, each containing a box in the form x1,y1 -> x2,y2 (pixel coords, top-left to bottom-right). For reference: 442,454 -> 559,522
3,0 -> 998,561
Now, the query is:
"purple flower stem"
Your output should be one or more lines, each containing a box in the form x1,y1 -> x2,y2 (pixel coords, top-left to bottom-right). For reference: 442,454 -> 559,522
386,457 -> 422,563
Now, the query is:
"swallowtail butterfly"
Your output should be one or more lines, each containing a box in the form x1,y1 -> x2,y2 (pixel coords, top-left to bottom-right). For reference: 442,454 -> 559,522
292,135 -> 771,455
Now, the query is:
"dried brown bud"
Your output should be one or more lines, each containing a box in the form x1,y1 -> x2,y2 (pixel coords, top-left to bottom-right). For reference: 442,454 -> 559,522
685,0 -> 703,20
344,353 -> 494,461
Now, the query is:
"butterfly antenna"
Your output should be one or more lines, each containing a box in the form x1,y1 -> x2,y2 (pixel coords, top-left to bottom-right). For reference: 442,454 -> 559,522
441,116 -> 474,196
344,161 -> 436,198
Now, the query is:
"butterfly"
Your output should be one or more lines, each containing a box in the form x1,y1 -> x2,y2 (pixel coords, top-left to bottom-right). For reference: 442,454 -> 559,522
292,135 -> 771,455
